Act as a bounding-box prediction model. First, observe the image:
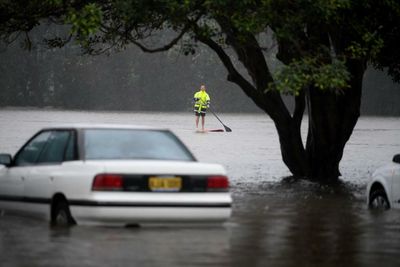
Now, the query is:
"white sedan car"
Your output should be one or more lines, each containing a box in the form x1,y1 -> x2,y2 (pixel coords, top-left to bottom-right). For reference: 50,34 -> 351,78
367,154 -> 400,210
0,124 -> 232,226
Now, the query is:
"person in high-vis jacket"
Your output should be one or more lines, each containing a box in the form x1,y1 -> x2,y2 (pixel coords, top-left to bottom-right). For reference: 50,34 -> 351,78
193,84 -> 210,131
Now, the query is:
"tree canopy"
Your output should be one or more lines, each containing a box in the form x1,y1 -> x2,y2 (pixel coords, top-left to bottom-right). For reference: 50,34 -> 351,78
1,0 -> 400,181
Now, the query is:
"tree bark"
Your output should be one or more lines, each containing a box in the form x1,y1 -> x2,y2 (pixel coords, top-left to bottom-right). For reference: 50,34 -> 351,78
271,91 -> 308,178
305,59 -> 366,182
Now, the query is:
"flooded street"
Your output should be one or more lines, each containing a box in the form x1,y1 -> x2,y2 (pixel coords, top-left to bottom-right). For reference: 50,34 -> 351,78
0,109 -> 399,266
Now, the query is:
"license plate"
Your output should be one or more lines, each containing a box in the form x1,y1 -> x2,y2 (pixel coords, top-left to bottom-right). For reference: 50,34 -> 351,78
148,176 -> 182,192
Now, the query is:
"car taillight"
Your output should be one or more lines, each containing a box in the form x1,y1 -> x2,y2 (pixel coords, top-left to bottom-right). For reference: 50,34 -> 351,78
207,175 -> 229,191
92,174 -> 123,191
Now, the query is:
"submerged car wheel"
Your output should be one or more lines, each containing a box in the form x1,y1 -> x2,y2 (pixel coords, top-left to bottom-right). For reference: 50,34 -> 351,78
52,200 -> 75,226
369,188 -> 390,210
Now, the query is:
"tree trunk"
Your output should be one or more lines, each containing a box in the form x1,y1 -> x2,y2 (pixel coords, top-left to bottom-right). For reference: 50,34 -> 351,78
305,59 -> 366,182
275,118 -> 308,177
271,91 -> 308,178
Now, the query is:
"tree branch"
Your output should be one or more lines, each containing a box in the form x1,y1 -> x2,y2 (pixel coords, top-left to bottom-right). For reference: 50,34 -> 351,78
195,33 -> 264,102
124,18 -> 196,53
210,18 -> 293,121
129,34 -> 182,53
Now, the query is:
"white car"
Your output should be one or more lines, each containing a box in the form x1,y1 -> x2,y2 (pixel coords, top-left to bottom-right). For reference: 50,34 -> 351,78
367,154 -> 400,210
0,124 -> 232,226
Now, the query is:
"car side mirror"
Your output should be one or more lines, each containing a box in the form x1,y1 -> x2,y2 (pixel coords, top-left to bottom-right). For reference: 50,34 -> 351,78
393,154 -> 400,164
0,154 -> 12,166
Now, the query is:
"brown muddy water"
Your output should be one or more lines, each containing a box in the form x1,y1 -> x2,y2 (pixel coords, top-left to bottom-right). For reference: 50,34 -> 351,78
0,109 -> 399,267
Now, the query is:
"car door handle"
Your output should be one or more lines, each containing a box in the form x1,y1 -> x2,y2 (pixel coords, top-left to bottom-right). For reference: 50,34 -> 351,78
50,176 -> 54,181
21,176 -> 25,181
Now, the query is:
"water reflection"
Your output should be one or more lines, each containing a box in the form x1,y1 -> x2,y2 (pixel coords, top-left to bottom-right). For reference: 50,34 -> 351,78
228,180 -> 400,267
281,185 -> 360,267
0,216 -> 231,266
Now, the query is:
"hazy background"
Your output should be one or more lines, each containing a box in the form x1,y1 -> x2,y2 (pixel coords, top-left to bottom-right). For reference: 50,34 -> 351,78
0,27 -> 399,115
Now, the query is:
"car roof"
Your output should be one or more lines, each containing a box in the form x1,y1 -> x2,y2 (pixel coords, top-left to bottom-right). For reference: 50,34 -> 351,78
41,123 -> 169,131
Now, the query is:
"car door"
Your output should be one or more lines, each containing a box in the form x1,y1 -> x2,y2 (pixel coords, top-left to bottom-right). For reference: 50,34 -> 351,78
390,164 -> 400,209
0,131 -> 51,213
23,130 -> 75,218
0,164 -> 29,213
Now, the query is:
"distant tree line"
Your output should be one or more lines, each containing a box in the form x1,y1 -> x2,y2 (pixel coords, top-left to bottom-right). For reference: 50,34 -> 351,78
0,27 -> 261,113
0,27 -> 398,115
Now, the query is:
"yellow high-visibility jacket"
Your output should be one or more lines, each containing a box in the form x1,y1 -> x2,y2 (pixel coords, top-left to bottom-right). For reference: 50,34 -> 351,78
193,91 -> 210,113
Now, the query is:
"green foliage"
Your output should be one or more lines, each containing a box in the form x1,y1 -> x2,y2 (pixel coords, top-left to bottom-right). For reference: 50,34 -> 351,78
346,32 -> 384,60
66,4 -> 102,38
270,58 -> 350,95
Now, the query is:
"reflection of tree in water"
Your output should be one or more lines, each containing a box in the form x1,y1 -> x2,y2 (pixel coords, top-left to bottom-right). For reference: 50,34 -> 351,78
227,182 -> 271,266
228,181 -> 362,266
284,183 -> 361,267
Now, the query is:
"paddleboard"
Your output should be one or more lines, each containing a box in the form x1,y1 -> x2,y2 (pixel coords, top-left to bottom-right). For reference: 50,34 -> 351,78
195,128 -> 225,133
208,129 -> 225,132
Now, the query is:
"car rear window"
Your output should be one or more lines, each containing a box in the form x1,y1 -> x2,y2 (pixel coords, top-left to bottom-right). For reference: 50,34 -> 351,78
83,129 -> 195,161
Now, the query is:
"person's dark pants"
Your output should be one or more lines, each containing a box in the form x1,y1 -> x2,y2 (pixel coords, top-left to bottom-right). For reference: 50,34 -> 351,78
194,112 -> 206,117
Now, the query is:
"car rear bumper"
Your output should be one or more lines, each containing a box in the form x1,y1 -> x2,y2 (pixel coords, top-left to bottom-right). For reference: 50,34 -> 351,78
70,206 -> 231,225
68,192 -> 232,225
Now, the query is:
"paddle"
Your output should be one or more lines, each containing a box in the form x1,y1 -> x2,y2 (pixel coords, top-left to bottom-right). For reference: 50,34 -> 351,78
197,100 -> 232,132
208,108 -> 232,132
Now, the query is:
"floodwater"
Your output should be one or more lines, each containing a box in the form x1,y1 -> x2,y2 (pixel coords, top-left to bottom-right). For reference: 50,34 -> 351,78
0,108 -> 399,267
